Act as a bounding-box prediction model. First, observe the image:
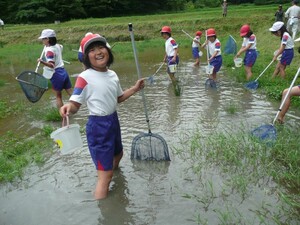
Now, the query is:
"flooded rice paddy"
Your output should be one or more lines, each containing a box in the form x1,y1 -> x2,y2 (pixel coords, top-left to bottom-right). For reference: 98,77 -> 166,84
0,50 -> 299,224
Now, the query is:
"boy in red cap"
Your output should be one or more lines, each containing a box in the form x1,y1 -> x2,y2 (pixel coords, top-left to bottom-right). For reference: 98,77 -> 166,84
59,33 -> 145,199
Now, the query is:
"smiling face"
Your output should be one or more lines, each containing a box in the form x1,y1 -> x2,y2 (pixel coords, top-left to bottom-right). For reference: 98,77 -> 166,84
88,44 -> 110,72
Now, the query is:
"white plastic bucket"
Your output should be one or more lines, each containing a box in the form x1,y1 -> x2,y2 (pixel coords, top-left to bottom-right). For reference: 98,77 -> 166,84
168,64 -> 177,73
50,117 -> 83,155
205,64 -> 214,74
43,66 -> 54,79
234,58 -> 243,67
198,51 -> 203,57
273,50 -> 282,61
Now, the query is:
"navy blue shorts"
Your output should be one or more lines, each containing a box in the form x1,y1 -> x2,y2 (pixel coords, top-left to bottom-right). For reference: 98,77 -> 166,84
86,112 -> 123,171
281,49 -> 294,66
210,55 -> 222,73
192,47 -> 199,59
244,50 -> 257,67
50,67 -> 72,91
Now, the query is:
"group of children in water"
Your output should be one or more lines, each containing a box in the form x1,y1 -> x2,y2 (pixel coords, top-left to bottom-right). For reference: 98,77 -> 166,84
36,20 -> 299,200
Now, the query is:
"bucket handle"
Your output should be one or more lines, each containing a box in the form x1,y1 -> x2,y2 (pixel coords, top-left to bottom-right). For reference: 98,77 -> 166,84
62,116 -> 69,128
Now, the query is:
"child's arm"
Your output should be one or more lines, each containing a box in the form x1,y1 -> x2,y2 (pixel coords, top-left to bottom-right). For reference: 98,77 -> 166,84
273,44 -> 285,61
59,101 -> 81,117
118,79 -> 145,103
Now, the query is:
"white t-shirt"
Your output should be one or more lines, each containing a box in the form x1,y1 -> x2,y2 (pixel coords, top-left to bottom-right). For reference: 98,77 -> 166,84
208,38 -> 221,57
0,19 -> 4,25
192,36 -> 201,48
165,37 -> 178,57
285,5 -> 300,18
70,69 -> 124,116
44,44 -> 64,68
281,32 -> 294,49
242,34 -> 256,50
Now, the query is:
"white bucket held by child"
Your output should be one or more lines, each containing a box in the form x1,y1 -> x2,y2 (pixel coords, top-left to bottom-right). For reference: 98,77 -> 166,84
43,66 -> 55,79
234,58 -> 243,67
50,116 -> 83,155
205,64 -> 214,75
168,64 -> 177,73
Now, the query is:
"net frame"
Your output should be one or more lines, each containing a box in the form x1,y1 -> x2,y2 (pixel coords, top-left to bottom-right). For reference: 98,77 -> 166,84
16,71 -> 48,103
131,132 -> 170,161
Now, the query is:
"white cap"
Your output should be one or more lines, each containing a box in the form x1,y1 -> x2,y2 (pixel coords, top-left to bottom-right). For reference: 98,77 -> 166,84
269,22 -> 284,32
85,32 -> 93,37
38,29 -> 56,39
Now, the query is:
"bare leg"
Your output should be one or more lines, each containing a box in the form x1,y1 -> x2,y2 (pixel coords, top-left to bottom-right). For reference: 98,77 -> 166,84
194,58 -> 199,67
94,170 -> 113,200
272,62 -> 281,79
53,90 -> 63,109
65,88 -> 73,96
245,66 -> 253,80
279,64 -> 287,79
113,151 -> 123,170
277,86 -> 300,123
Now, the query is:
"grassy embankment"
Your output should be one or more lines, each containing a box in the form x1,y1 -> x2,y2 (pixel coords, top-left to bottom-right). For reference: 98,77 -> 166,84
0,4 -> 299,219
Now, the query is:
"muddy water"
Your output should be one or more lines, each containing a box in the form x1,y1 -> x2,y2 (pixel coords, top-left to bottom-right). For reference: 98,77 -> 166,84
0,50 -> 300,225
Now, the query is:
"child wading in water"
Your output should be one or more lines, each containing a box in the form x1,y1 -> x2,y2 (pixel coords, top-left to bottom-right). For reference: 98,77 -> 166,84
202,28 -> 222,82
192,31 -> 202,67
161,26 -> 181,95
269,21 -> 294,79
38,29 -> 72,108
59,34 -> 145,199
235,24 -> 258,80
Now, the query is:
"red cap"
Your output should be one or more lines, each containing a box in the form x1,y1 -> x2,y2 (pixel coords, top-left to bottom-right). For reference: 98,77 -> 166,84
196,31 -> 202,37
80,34 -> 108,54
161,26 -> 171,33
240,24 -> 250,37
207,28 -> 216,37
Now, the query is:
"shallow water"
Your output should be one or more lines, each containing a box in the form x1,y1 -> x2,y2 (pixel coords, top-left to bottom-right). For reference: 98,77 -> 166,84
0,50 -> 300,224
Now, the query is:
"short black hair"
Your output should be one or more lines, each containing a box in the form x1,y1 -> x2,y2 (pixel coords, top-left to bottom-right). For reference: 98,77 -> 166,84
48,37 -> 57,46
83,41 -> 114,69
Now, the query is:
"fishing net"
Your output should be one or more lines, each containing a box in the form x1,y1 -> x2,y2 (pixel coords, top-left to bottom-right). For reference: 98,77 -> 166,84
224,35 -> 237,55
205,78 -> 217,89
131,132 -> 170,161
244,80 -> 258,90
16,71 -> 48,103
251,124 -> 277,142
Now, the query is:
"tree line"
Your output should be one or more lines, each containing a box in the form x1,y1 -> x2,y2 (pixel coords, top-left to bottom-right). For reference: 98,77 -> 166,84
0,0 -> 290,24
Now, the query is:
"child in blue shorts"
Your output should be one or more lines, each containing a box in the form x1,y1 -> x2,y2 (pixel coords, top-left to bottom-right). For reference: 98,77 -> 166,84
59,34 -> 145,200
37,29 -> 73,108
269,21 -> 294,79
202,28 -> 222,82
192,31 -> 202,66
235,24 -> 258,80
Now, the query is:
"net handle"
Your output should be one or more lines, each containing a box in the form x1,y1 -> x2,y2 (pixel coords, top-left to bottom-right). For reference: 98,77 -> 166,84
35,46 -> 46,73
254,60 -> 274,82
128,23 -> 151,133
272,67 -> 300,124
181,29 -> 194,40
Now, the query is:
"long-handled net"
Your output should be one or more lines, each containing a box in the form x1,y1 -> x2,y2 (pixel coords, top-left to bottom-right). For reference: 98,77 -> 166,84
245,60 -> 274,90
15,46 -> 48,103
129,23 -> 170,161
16,71 -> 48,103
224,35 -> 237,55
251,67 -> 300,143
